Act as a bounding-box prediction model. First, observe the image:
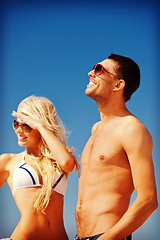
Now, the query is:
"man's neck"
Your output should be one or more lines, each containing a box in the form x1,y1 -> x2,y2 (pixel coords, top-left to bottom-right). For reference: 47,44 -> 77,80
97,99 -> 129,122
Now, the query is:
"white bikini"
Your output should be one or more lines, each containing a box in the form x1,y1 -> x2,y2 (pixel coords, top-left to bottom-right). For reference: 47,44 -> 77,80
12,153 -> 67,195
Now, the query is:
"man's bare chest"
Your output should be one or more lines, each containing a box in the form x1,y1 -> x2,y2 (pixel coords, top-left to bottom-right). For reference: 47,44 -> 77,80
81,128 -> 123,166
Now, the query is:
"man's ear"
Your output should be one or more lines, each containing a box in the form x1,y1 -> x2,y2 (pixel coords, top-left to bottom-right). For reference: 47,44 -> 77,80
113,79 -> 125,91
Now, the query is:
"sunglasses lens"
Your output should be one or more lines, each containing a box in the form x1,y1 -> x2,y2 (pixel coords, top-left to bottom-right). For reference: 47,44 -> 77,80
13,120 -> 19,129
13,120 -> 32,132
21,123 -> 32,132
94,64 -> 103,76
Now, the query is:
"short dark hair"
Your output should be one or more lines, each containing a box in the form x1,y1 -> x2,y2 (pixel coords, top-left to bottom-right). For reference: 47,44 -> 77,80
108,53 -> 140,102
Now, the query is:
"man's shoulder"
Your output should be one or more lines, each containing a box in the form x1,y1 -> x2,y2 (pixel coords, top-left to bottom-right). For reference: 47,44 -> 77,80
119,115 -> 152,148
91,121 -> 101,133
121,115 -> 149,134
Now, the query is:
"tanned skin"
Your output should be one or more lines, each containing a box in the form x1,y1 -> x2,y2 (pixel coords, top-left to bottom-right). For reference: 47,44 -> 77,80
0,110 -> 75,240
76,58 -> 158,240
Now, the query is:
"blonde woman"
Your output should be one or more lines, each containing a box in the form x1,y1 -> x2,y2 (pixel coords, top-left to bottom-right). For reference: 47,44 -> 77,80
0,96 -> 79,240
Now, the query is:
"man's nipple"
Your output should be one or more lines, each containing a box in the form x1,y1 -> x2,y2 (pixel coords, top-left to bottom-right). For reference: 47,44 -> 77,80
99,155 -> 104,161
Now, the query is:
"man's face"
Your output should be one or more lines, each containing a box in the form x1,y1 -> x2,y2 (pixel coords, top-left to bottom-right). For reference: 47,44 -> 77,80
85,59 -> 118,102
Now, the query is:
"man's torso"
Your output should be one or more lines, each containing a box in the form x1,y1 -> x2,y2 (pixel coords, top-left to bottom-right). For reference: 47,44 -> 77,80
76,116 -> 136,237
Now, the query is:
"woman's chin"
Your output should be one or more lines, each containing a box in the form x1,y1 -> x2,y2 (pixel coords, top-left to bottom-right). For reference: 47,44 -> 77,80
18,141 -> 27,147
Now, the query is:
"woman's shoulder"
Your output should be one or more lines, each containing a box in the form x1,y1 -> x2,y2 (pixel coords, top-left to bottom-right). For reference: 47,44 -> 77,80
0,153 -> 17,161
0,152 -> 22,171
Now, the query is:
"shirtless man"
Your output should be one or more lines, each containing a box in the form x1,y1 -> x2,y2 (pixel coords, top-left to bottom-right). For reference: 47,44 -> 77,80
75,53 -> 158,240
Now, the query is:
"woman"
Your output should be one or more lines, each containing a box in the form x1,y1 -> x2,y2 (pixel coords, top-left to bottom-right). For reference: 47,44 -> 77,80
0,96 -> 79,240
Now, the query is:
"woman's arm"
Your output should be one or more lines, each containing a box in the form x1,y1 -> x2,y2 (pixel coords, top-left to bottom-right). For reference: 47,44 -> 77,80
12,111 -> 75,173
0,154 -> 10,188
37,124 -> 75,173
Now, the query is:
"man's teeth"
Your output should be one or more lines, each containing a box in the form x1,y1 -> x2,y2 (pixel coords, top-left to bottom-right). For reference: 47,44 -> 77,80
89,81 -> 96,86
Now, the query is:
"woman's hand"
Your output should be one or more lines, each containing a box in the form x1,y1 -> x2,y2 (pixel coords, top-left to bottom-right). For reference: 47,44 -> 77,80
12,111 -> 43,131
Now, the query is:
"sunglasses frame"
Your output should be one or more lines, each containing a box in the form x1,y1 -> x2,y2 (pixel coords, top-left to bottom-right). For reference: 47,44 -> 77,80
93,64 -> 119,79
13,120 -> 32,132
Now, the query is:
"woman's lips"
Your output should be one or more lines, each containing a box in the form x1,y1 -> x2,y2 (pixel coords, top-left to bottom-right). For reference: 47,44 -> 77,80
18,136 -> 27,141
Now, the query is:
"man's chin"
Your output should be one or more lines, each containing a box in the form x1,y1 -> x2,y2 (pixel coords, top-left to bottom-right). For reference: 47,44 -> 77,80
85,88 -> 93,97
85,90 -> 97,101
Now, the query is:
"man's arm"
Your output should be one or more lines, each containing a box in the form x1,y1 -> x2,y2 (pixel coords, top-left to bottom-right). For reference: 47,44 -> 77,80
98,121 -> 158,240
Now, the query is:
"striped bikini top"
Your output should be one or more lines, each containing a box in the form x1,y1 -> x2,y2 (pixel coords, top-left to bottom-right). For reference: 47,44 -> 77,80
12,153 -> 67,195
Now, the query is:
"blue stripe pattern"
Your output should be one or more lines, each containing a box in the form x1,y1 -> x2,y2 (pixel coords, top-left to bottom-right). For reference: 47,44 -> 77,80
19,163 -> 36,185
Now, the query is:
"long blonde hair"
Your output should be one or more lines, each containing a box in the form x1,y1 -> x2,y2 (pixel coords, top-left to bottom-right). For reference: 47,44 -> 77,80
18,96 -> 80,213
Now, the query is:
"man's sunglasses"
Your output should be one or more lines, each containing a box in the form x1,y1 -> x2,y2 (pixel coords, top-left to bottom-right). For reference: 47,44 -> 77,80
93,64 -> 119,79
13,120 -> 32,132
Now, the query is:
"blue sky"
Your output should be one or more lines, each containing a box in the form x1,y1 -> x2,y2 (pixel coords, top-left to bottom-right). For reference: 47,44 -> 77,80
0,0 -> 159,239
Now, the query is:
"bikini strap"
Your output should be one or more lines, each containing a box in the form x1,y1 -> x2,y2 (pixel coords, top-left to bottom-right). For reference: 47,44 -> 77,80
52,173 -> 64,189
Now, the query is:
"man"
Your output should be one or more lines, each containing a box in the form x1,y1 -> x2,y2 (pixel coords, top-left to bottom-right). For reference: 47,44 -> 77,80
75,53 -> 158,240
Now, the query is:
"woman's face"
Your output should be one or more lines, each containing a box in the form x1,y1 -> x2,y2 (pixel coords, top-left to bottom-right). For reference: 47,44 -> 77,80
13,118 -> 41,148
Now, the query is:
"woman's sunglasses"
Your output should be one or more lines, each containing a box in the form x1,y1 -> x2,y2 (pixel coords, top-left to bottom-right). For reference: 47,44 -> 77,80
93,64 -> 119,78
13,120 -> 32,132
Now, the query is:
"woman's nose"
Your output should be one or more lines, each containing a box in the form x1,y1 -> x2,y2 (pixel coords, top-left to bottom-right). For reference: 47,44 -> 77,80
15,125 -> 23,133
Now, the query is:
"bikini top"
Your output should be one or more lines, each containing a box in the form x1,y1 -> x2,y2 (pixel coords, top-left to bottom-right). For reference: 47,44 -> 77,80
12,153 -> 67,196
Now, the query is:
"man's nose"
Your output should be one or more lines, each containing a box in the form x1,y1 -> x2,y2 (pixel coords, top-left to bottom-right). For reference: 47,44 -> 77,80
88,69 -> 95,77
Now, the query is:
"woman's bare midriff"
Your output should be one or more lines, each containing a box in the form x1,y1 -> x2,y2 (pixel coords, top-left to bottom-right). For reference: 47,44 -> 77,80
10,188 -> 68,240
